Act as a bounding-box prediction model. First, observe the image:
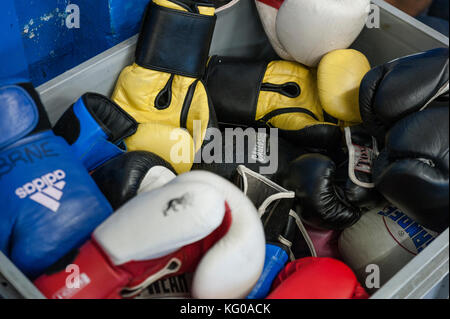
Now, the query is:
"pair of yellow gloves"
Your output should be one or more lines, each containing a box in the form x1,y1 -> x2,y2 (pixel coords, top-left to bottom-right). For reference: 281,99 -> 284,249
113,0 -> 371,174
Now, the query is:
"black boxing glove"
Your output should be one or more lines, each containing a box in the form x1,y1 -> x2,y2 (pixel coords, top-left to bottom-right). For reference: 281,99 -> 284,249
373,107 -> 449,233
279,152 -> 381,230
360,47 -> 449,143
91,151 -> 176,210
278,124 -> 382,230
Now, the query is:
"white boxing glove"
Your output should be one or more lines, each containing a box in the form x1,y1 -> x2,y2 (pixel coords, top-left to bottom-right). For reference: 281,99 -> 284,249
275,0 -> 370,67
175,171 -> 266,298
35,171 -> 265,300
338,206 -> 438,291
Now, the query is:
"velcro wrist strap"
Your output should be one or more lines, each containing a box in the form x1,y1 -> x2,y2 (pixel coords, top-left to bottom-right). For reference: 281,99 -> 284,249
135,2 -> 216,78
81,93 -> 137,145
54,93 -> 137,171
205,57 -> 268,125
73,138 -> 126,172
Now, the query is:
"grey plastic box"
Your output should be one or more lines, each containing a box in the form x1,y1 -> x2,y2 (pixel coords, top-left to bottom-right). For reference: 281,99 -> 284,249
1,0 -> 448,299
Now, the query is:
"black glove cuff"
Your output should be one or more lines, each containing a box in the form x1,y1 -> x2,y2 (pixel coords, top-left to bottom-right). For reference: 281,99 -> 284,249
135,1 -> 216,78
205,56 -> 268,125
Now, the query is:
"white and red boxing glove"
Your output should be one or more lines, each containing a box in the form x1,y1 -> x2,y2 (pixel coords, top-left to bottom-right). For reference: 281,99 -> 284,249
267,257 -> 369,299
34,171 -> 265,299
255,0 -> 370,67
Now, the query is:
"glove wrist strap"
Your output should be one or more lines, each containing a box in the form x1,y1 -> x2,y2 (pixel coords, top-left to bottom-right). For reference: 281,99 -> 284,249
205,57 -> 267,125
135,2 -> 216,78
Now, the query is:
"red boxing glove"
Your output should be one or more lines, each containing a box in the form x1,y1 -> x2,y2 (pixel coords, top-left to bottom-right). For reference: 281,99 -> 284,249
267,257 -> 369,299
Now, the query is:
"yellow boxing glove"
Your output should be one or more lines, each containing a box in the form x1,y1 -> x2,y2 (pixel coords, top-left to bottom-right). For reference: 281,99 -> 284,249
317,49 -> 371,127
205,56 -> 342,152
125,123 -> 195,175
112,0 -> 217,174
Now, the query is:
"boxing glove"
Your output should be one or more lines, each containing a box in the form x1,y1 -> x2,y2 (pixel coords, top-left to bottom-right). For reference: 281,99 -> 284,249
112,0 -> 218,174
267,257 -> 369,299
373,107 -> 449,232
193,126 -> 306,181
205,56 -> 342,152
236,166 -> 316,299
34,171 -> 265,299
339,206 -> 438,291
360,47 -> 449,142
91,151 -> 177,210
53,93 -> 138,172
254,0 -> 293,61
0,82 -> 113,278
256,0 -> 370,67
278,126 -> 381,230
317,49 -> 371,126
304,224 -> 342,260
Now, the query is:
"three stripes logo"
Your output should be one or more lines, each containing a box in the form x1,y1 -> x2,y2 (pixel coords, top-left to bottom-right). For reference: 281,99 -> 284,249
15,170 -> 66,212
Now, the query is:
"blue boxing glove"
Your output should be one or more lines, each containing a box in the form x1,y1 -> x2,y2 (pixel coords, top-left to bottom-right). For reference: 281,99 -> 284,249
0,82 -> 113,278
53,93 -> 137,171
234,166 -> 317,299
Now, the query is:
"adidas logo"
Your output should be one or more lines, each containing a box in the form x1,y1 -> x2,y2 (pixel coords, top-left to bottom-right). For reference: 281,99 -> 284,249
15,170 -> 66,212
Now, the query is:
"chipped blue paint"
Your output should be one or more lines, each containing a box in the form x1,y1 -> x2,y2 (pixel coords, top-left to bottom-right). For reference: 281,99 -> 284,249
0,0 -> 30,83
74,0 -> 148,62
1,0 -> 148,86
